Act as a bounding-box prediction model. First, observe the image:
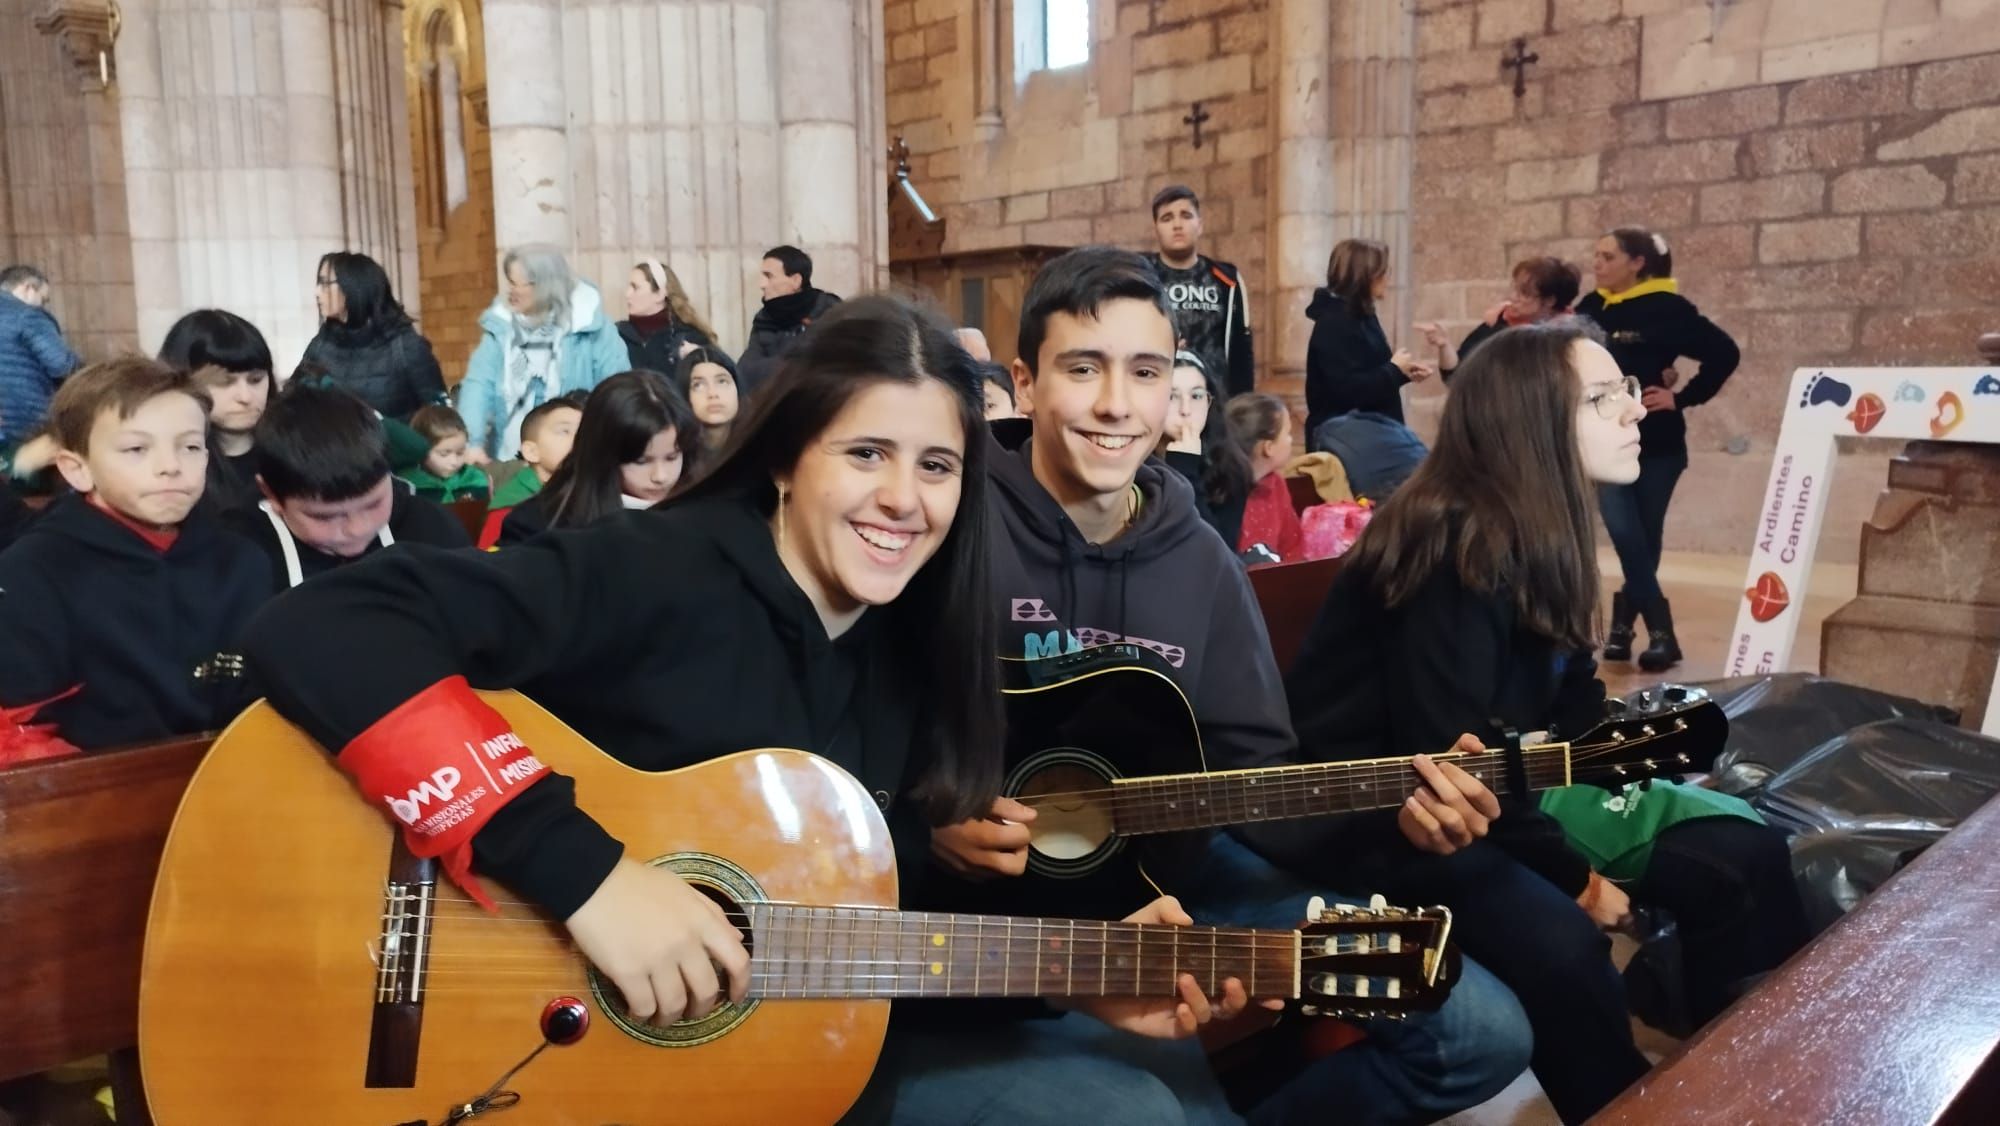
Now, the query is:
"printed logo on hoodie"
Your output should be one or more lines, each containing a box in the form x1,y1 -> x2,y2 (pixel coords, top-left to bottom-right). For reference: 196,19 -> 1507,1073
1011,599 -> 1188,668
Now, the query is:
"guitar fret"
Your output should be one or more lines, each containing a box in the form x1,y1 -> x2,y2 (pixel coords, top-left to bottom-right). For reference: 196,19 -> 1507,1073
1003,916 -> 1013,996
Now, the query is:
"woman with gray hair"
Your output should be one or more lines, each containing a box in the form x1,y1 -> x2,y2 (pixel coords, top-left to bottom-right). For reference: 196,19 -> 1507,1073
459,245 -> 631,461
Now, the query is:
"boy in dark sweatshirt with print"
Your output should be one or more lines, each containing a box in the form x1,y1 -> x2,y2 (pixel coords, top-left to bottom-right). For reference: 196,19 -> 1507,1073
977,246 -> 1533,1124
1144,186 -> 1254,398
0,357 -> 271,749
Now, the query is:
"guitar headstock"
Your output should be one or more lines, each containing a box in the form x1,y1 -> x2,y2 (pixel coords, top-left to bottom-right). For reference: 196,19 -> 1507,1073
1543,684 -> 1730,790
1295,898 -> 1459,1019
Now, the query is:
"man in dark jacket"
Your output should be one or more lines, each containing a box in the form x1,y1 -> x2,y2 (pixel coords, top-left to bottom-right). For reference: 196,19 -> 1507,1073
0,265 -> 82,444
1143,187 -> 1254,398
736,245 -> 839,397
981,246 -> 1533,1124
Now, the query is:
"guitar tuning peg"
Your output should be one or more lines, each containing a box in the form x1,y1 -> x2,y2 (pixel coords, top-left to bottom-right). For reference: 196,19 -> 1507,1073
1367,894 -> 1389,912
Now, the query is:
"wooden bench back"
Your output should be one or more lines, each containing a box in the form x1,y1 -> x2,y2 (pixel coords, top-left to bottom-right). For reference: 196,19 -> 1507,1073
1594,791 -> 2000,1124
0,735 -> 211,1081
1246,555 -> 1343,677
444,497 -> 489,542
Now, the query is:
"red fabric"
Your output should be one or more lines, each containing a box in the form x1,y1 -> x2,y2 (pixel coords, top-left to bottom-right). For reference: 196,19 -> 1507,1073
477,506 -> 511,550
1237,473 -> 1306,561
0,685 -> 84,766
1299,501 -> 1375,561
86,496 -> 179,553
337,676 -> 550,908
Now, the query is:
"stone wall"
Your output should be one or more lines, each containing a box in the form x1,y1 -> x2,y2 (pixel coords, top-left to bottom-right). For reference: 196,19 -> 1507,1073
887,0 -> 1273,366
0,0 -> 136,361
1411,0 -> 2000,562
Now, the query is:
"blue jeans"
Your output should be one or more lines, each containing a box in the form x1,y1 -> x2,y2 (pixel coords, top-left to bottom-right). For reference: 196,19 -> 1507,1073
1598,453 -> 1687,605
1181,833 -> 1533,1125
842,1010 -> 1240,1125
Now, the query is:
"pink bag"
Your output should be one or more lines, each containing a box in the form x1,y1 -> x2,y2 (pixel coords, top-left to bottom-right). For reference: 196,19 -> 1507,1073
1299,500 -> 1374,561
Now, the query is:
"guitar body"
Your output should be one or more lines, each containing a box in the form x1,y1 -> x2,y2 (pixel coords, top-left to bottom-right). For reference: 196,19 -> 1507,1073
996,645 -> 1210,919
140,694 -> 894,1125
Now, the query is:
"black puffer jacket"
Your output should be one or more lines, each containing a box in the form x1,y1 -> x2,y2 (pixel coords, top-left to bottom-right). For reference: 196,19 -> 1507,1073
737,289 -> 841,397
299,316 -> 447,420
617,317 -> 719,377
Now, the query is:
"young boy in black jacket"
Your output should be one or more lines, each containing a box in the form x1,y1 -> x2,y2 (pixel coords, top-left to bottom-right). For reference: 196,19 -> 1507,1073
222,380 -> 469,589
977,246 -> 1533,1123
1145,186 -> 1255,397
0,357 -> 271,749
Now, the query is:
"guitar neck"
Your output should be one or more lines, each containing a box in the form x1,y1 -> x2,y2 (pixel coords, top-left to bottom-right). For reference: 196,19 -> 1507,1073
1107,744 -> 1576,837
742,905 -> 1299,1001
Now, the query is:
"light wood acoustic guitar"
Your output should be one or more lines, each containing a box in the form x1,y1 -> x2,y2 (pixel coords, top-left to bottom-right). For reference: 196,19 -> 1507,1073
139,691 -> 1460,1125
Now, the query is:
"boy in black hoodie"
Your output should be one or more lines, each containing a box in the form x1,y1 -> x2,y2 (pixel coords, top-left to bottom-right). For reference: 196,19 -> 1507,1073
222,380 -> 468,590
0,358 -> 270,749
982,247 -> 1532,1123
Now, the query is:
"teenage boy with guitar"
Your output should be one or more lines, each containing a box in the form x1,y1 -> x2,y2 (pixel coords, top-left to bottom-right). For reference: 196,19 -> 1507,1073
966,246 -> 1534,1123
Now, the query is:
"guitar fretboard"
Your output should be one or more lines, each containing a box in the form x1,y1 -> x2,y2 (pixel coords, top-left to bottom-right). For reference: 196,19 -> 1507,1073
742,905 -> 1299,1000
1102,745 -> 1577,836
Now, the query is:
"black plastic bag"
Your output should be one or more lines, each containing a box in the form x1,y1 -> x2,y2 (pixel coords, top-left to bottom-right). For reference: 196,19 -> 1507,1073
1697,674 -> 1958,797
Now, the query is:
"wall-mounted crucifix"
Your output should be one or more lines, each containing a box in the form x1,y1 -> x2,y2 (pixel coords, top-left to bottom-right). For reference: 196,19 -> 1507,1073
1184,101 -> 1211,148
1502,37 -> 1539,99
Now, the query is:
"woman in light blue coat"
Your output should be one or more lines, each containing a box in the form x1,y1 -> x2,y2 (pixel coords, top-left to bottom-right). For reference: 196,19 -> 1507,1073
460,246 -> 631,462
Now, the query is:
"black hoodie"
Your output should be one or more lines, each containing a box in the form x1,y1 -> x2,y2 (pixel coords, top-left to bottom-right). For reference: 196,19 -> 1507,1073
0,494 -> 273,749
221,486 -> 470,590
1304,287 -> 1407,435
240,495 -> 928,920
737,288 -> 841,398
984,421 -> 1295,885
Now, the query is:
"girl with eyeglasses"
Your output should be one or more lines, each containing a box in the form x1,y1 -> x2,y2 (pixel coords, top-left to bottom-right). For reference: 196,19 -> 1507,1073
1271,319 -> 1804,1120
1574,227 -> 1740,671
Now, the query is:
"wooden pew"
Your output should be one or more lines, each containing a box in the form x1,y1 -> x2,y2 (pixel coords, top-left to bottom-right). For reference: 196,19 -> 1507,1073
0,734 -> 212,1123
444,496 -> 488,542
1592,791 -> 2000,1124
1246,555 -> 1343,676
1285,474 -> 1319,516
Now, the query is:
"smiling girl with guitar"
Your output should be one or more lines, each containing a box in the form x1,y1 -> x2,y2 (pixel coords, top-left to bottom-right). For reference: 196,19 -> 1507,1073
1275,319 -> 1806,1122
196,297 -> 1300,1125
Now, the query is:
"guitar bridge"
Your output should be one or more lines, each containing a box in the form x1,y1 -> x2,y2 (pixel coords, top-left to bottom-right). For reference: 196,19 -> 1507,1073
367,845 -> 438,1088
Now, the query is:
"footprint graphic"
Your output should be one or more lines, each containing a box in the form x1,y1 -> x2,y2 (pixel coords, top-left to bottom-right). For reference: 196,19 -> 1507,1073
1800,373 -> 1852,409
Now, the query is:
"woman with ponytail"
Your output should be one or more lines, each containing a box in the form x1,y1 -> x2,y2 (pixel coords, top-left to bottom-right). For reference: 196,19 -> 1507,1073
618,258 -> 724,376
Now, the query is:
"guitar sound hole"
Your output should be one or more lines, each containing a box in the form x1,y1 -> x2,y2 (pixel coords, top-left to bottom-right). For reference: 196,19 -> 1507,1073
586,857 -> 764,1047
1016,762 -> 1115,863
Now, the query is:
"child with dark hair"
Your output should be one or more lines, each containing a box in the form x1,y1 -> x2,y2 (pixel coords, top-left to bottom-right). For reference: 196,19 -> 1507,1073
478,395 -> 582,546
0,357 -> 271,749
976,245 -> 1533,1123
671,347 -> 740,453
976,360 -> 1018,420
1157,351 -> 1252,549
496,370 -> 699,545
401,404 -> 491,503
300,251 -> 447,420
1224,391 -> 1303,560
221,381 -> 468,589
158,308 -> 275,510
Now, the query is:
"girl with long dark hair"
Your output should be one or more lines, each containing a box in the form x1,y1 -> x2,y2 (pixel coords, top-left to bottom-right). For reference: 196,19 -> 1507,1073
1575,227 -> 1739,670
243,294 -> 1247,1126
1273,320 -> 1803,1122
496,369 -> 699,544
299,252 -> 446,420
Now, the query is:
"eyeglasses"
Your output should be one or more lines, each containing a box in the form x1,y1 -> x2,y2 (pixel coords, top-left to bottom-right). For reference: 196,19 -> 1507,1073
1583,376 -> 1642,419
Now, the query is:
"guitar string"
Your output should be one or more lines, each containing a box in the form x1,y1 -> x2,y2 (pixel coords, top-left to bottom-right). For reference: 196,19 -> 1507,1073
1016,726 -> 1699,813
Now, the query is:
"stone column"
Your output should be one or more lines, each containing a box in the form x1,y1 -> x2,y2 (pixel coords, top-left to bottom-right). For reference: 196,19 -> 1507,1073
972,0 -> 1004,141
116,0 -> 351,369
1329,1 -> 1417,339
775,0 -> 870,301
330,0 -> 420,302
1266,0 -> 1336,406
485,0 -> 570,254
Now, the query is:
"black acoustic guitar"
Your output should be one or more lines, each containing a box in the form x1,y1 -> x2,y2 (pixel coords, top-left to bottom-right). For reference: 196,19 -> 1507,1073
994,643 -> 1729,918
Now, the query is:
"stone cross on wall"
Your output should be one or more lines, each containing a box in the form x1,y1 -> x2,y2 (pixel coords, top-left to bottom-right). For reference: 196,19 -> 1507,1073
1184,101 -> 1211,148
1502,37 -> 1539,98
